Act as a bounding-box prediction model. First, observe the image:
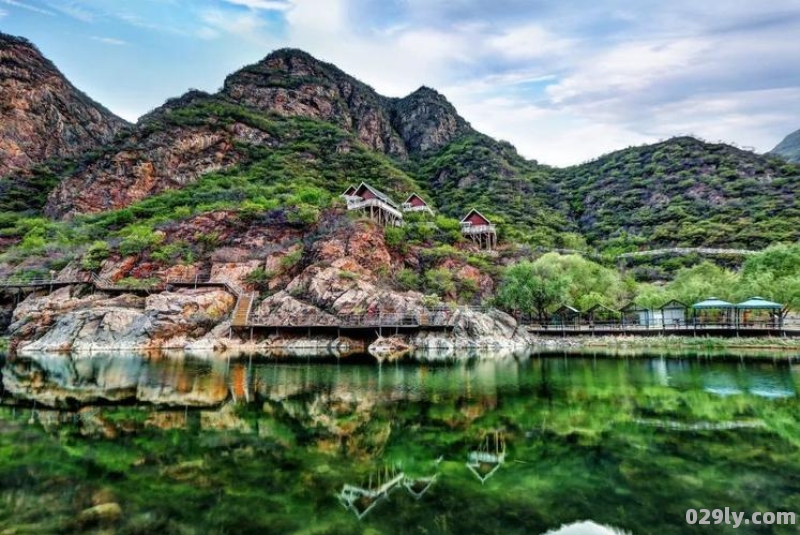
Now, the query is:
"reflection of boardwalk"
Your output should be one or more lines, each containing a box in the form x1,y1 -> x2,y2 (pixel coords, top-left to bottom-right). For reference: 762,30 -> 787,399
338,467 -> 405,520
403,474 -> 438,500
466,431 -> 506,484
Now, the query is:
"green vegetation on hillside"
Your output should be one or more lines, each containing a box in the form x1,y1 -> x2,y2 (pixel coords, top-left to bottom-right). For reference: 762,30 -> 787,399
0,105 -> 422,274
559,137 -> 800,249
410,134 -> 574,247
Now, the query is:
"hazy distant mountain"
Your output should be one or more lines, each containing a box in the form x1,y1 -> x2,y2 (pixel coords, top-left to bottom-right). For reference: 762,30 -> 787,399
769,128 -> 800,163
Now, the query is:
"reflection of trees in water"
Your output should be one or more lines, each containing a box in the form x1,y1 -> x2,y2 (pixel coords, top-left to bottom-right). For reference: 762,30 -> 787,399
0,353 -> 798,535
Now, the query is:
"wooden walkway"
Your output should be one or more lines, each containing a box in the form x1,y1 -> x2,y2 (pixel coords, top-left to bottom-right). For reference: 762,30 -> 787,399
0,278 -> 83,290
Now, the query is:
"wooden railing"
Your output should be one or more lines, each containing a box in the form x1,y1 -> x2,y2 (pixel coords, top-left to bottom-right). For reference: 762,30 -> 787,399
402,203 -> 433,213
461,224 -> 496,235
617,248 -> 758,259
346,197 -> 403,219
246,310 -> 457,329
0,277 -> 83,288
527,319 -> 798,331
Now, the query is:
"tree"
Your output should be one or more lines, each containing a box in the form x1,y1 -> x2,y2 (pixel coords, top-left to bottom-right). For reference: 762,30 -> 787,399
738,244 -> 800,318
495,261 -> 569,322
532,253 -> 626,310
665,261 -> 739,305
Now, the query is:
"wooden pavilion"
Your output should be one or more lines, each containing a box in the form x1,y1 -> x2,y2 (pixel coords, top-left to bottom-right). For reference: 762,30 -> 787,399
460,209 -> 497,250
691,297 -> 735,326
344,182 -> 403,227
735,296 -> 784,328
620,302 -> 652,327
551,305 -> 581,327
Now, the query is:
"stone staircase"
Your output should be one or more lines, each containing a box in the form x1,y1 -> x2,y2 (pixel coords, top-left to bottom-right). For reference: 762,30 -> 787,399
231,292 -> 257,327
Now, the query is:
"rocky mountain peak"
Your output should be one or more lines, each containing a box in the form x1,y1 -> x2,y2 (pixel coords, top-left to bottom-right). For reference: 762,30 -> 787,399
221,48 -> 407,157
0,32 -> 129,177
391,86 -> 471,154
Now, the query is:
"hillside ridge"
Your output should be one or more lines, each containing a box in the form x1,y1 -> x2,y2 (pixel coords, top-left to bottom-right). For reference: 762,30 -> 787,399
0,32 -> 129,177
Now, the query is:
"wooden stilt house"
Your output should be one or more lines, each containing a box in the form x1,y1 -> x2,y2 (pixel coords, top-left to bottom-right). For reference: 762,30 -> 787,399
344,182 -> 403,227
460,209 -> 497,250
402,193 -> 434,215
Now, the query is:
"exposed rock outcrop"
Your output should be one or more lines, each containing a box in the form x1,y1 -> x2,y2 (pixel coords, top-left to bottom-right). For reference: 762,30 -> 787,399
390,86 -> 470,153
46,120 -> 272,217
9,288 -> 234,353
223,49 -> 409,158
0,33 -> 128,177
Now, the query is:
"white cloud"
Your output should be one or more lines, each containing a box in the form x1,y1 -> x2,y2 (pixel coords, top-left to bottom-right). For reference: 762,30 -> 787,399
89,35 -> 127,46
0,0 -> 55,16
48,1 -> 95,22
487,24 -> 575,60
0,7 -> 6,17
200,8 -> 270,42
48,0 -> 800,165
224,0 -> 291,10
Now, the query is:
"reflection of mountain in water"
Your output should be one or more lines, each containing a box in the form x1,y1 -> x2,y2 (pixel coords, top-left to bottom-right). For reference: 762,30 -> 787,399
1,353 -> 796,411
2,354 -> 228,407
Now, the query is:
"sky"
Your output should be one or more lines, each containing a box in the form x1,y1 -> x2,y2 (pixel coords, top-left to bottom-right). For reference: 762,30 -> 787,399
1,0 -> 799,166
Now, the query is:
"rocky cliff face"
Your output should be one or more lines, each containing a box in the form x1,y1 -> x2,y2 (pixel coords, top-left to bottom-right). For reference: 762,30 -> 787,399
46,103 -> 273,216
390,86 -> 470,153
223,49 -> 409,157
7,217 -> 528,355
0,33 -> 128,177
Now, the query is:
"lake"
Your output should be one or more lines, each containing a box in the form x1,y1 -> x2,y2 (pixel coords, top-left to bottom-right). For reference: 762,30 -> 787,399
0,350 -> 798,534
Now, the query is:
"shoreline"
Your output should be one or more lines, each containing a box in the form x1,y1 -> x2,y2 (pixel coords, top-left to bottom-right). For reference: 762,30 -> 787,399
555,334 -> 800,351
3,335 -> 799,363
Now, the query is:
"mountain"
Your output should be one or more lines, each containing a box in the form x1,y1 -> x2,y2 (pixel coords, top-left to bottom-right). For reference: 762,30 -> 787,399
0,33 -> 128,177
44,48 -> 474,217
0,40 -> 797,254
559,137 -> 800,250
769,128 -> 800,163
42,48 -> 570,244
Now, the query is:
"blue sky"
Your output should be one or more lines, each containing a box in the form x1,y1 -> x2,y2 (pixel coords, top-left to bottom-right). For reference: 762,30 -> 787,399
2,0 -> 800,166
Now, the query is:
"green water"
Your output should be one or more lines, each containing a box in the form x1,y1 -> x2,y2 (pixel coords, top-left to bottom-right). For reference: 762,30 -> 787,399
0,352 -> 798,534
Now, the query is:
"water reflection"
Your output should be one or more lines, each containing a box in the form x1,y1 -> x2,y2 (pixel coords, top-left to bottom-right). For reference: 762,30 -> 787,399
0,351 -> 798,535
1,352 -> 797,409
544,522 -> 631,535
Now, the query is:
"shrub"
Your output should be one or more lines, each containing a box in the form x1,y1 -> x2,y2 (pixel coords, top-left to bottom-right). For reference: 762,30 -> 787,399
119,225 -> 164,256
424,268 -> 456,297
421,294 -> 443,309
384,227 -> 405,249
395,268 -> 420,291
81,241 -> 111,271
244,267 -> 275,291
287,204 -> 320,225
280,248 -> 303,271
